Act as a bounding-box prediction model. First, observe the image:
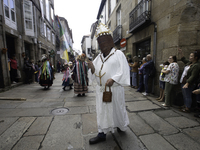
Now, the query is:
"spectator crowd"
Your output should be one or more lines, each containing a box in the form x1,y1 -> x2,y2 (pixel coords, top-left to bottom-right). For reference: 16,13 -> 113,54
128,48 -> 200,118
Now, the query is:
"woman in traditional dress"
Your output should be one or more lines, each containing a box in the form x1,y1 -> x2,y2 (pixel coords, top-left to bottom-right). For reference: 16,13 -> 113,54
38,54 -> 53,89
72,54 -> 88,96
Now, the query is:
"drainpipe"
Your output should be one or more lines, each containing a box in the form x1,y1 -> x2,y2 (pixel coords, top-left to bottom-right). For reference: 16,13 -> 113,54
152,22 -> 157,94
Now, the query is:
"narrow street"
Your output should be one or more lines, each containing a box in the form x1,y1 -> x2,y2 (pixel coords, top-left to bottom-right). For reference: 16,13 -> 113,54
0,73 -> 200,150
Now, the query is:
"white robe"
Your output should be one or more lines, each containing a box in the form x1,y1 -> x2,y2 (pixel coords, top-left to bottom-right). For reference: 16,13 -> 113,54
88,48 -> 130,134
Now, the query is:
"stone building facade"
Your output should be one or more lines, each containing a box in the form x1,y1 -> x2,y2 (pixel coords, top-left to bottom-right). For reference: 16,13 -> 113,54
94,0 -> 200,94
0,0 -> 57,89
81,35 -> 92,59
58,17 -> 74,63
95,0 -> 200,95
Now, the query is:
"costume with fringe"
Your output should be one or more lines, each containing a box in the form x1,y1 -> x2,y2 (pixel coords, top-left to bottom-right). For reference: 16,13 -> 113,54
38,60 -> 53,87
72,60 -> 88,94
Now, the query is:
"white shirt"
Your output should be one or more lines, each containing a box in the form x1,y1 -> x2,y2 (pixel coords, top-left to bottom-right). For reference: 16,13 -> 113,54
180,65 -> 190,83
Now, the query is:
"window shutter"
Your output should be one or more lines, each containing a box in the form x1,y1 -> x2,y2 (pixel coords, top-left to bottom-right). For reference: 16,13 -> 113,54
23,0 -> 34,36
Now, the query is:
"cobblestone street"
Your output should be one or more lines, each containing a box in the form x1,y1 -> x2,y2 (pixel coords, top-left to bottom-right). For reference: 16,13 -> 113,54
0,73 -> 200,150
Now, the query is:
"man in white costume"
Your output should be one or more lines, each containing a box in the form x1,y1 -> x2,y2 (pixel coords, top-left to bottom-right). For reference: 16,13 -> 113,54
87,23 -> 130,144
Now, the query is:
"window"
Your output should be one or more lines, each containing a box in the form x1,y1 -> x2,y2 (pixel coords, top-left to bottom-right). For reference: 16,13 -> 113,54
108,0 -> 111,18
116,7 -> 121,26
40,18 -> 44,36
45,0 -> 49,21
52,33 -> 55,45
39,0 -> 44,19
41,48 -> 46,55
47,27 -> 51,41
23,0 -> 34,36
3,0 -> 17,30
136,40 -> 150,60
50,6 -> 54,28
108,22 -> 111,30
44,23 -> 46,37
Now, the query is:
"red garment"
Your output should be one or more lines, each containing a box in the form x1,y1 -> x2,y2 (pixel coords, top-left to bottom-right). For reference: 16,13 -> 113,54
10,59 -> 17,69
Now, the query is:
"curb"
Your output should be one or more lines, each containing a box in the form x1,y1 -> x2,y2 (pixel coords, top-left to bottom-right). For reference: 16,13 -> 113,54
0,97 -> 26,101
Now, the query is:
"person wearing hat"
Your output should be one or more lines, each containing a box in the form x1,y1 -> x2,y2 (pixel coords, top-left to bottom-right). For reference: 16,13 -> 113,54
87,23 -> 130,144
38,54 -> 53,89
72,54 -> 88,96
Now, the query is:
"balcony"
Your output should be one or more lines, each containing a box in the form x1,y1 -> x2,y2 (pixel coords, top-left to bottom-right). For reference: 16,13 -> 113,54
113,25 -> 122,44
129,0 -> 151,33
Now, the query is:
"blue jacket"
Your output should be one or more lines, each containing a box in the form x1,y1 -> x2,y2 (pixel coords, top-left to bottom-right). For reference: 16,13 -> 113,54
141,60 -> 154,75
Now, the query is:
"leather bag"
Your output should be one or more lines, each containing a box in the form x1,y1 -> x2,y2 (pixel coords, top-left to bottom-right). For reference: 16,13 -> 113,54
103,84 -> 112,102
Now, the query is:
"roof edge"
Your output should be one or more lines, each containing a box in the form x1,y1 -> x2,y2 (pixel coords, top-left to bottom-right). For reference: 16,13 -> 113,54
97,0 -> 106,20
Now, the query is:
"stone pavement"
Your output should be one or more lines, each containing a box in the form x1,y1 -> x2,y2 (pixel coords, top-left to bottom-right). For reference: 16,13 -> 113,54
0,73 -> 200,150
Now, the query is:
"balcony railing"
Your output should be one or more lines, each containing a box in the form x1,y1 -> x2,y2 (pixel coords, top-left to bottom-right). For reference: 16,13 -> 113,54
129,0 -> 151,33
113,25 -> 122,44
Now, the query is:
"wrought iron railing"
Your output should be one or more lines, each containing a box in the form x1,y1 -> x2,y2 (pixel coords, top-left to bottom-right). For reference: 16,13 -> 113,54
129,0 -> 151,32
113,25 -> 122,43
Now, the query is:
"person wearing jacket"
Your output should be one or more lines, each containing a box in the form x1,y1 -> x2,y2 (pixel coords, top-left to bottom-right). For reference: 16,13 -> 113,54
130,56 -> 139,89
178,49 -> 200,112
137,57 -> 146,92
139,54 -> 154,96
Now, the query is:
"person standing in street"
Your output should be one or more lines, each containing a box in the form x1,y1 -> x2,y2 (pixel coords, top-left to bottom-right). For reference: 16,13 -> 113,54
161,55 -> 179,107
9,54 -> 18,84
140,54 -> 154,96
130,56 -> 139,89
137,57 -> 146,92
72,54 -> 88,96
34,62 -> 39,83
24,57 -> 32,84
57,61 -> 61,73
38,54 -> 53,89
178,49 -> 200,112
62,63 -> 73,91
87,23 -> 130,145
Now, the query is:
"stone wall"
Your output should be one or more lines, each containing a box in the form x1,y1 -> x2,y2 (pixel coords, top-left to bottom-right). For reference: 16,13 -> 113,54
105,0 -> 200,96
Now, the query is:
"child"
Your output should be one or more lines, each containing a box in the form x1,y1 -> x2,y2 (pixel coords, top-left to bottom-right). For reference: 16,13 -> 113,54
62,63 -> 73,90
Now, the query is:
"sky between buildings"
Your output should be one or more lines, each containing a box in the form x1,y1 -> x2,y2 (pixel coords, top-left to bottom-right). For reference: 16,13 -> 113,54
54,0 -> 101,52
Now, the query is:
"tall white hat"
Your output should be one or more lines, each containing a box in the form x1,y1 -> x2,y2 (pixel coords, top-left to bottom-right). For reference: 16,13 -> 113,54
41,54 -> 47,61
96,23 -> 112,38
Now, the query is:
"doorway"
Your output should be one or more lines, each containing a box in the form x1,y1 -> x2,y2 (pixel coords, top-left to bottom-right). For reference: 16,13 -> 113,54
24,42 -> 31,59
6,35 -> 16,59
136,39 -> 150,61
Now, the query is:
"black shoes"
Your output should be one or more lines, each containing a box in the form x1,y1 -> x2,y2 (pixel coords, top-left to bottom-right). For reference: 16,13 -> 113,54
117,127 -> 123,133
89,133 -> 106,145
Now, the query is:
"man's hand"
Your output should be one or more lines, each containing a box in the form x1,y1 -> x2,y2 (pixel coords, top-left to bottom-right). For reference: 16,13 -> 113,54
182,83 -> 189,89
177,47 -> 184,59
87,60 -> 95,74
106,78 -> 114,87
193,89 -> 200,95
